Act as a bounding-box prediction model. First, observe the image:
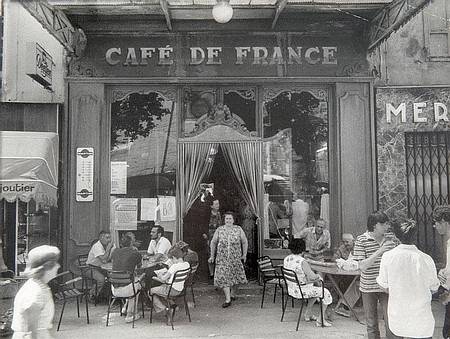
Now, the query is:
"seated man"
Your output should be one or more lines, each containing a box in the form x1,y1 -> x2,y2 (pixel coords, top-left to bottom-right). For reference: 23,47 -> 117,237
111,233 -> 144,323
147,226 -> 171,261
333,233 -> 360,317
297,218 -> 330,261
334,233 -> 355,260
173,241 -> 199,268
86,230 -> 115,302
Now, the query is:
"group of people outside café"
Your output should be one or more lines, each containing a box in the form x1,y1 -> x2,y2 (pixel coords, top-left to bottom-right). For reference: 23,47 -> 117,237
7,203 -> 450,339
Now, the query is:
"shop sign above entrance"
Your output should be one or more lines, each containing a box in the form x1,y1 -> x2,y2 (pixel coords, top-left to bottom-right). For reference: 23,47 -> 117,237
105,46 -> 338,67
26,43 -> 53,90
69,33 -> 369,78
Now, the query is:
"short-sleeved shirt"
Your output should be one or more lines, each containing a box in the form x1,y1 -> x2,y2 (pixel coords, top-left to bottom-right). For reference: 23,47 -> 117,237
299,227 -> 331,253
377,244 -> 439,337
167,261 -> 190,291
112,247 -> 142,273
12,279 -> 54,332
334,244 -> 352,260
147,236 -> 171,255
86,241 -> 105,267
353,231 -> 398,293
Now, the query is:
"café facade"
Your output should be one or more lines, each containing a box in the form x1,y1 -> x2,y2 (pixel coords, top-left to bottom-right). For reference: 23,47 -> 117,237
62,13 -> 378,276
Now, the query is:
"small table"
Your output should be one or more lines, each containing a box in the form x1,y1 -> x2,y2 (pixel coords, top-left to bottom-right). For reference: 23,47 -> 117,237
101,258 -> 164,273
307,260 -> 362,323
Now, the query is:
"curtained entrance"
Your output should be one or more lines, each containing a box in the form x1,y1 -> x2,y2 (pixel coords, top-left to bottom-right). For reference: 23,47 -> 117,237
177,126 -> 263,281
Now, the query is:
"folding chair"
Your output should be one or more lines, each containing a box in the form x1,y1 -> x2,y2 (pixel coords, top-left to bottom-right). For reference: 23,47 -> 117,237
185,264 -> 199,307
257,256 -> 284,308
281,267 -> 324,331
106,270 -> 144,328
49,271 -> 89,331
149,266 -> 191,330
77,254 -> 98,306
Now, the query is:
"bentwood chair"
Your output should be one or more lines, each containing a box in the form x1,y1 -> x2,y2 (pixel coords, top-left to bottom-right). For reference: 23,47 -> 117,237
77,254 -> 98,305
49,271 -> 89,331
281,267 -> 324,331
149,267 -> 191,330
106,270 -> 145,328
257,256 -> 284,308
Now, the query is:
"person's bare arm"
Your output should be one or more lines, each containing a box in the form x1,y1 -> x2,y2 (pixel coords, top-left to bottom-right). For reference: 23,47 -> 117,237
359,242 -> 394,271
97,242 -> 114,264
240,228 -> 248,262
24,303 -> 42,339
208,230 -> 219,263
301,260 -> 320,282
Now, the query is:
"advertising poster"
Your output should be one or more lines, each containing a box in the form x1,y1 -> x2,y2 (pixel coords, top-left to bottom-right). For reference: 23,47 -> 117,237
140,198 -> 158,221
158,196 -> 176,221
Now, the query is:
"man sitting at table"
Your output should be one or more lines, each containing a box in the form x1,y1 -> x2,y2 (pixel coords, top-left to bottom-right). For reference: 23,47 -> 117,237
334,233 -> 355,260
333,233 -> 360,317
111,233 -> 144,323
297,218 -> 331,261
86,230 -> 116,302
147,226 -> 171,261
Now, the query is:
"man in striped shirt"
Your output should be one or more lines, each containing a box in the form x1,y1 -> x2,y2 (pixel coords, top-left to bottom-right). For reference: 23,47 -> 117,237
353,211 -> 399,339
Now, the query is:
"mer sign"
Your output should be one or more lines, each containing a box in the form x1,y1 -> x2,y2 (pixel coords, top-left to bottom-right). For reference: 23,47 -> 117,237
385,102 -> 449,123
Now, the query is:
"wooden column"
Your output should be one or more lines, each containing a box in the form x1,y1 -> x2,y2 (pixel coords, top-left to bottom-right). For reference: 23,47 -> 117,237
335,82 -> 375,239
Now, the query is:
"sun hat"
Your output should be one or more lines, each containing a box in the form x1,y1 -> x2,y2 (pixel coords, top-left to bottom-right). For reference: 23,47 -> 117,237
23,245 -> 60,276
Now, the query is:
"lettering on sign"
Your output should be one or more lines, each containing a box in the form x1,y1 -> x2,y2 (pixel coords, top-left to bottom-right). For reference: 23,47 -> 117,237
105,46 -> 338,66
0,183 -> 35,192
27,43 -> 53,90
385,102 -> 449,123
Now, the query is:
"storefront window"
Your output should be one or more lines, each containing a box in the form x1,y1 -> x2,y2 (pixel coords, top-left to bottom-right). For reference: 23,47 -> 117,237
223,88 -> 257,134
182,88 -> 217,135
262,88 -> 329,249
110,90 -> 177,248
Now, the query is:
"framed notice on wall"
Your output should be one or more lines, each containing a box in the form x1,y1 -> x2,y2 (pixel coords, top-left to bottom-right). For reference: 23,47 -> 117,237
76,147 -> 94,202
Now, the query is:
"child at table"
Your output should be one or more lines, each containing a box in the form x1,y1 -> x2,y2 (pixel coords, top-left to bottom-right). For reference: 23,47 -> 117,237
149,247 -> 190,313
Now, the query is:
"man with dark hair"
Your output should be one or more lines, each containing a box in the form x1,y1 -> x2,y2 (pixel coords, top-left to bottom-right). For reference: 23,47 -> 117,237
147,225 -> 171,262
353,211 -> 399,339
377,219 -> 439,338
86,230 -> 116,301
433,205 -> 450,339
111,233 -> 143,323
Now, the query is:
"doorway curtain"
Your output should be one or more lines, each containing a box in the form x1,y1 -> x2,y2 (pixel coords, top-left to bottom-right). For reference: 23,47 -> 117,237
178,142 -> 219,216
221,142 -> 261,219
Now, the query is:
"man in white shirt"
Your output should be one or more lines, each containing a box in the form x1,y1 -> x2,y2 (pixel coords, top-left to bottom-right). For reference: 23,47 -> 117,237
377,218 -> 439,339
86,230 -> 116,301
147,225 -> 171,261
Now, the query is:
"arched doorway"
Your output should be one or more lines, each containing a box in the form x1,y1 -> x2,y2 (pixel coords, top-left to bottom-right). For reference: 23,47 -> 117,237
177,106 -> 263,282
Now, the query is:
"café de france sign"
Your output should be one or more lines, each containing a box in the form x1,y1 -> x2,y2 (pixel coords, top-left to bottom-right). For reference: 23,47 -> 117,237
105,45 -> 338,66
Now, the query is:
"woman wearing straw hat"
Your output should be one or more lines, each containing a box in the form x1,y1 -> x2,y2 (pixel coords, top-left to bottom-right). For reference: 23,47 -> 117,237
11,245 -> 60,339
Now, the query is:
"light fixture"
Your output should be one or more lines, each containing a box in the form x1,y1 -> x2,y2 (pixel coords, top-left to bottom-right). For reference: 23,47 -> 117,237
212,0 -> 233,24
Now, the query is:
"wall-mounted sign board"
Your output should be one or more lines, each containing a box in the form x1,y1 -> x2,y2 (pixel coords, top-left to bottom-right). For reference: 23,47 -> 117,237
76,147 -> 94,202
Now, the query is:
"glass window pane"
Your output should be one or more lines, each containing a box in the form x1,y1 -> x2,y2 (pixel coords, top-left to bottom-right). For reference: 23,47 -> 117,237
110,90 -> 177,248
223,88 -> 257,133
182,88 -> 217,135
263,89 -> 329,250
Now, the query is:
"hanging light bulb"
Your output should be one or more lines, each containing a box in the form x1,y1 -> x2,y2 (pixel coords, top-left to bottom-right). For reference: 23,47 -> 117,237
212,0 -> 233,24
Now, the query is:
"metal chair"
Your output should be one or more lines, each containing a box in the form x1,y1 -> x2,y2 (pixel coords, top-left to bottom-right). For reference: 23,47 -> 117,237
106,270 -> 145,328
149,266 -> 191,330
185,264 -> 199,307
281,267 -> 324,331
256,256 -> 284,308
49,271 -> 89,331
77,254 -> 98,306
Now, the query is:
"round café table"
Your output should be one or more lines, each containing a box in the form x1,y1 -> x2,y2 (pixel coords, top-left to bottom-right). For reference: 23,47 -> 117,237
306,259 -> 362,324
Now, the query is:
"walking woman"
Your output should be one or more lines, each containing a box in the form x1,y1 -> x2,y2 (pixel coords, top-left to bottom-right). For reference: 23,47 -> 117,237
12,245 -> 61,339
208,211 -> 248,308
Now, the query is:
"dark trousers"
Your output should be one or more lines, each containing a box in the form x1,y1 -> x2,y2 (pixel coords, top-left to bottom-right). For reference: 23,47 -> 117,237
361,292 -> 401,339
444,303 -> 450,338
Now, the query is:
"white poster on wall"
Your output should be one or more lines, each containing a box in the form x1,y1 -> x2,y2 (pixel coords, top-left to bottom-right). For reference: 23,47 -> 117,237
111,198 -> 138,230
110,161 -> 127,194
76,147 -> 94,202
141,198 -> 158,221
158,196 -> 176,221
